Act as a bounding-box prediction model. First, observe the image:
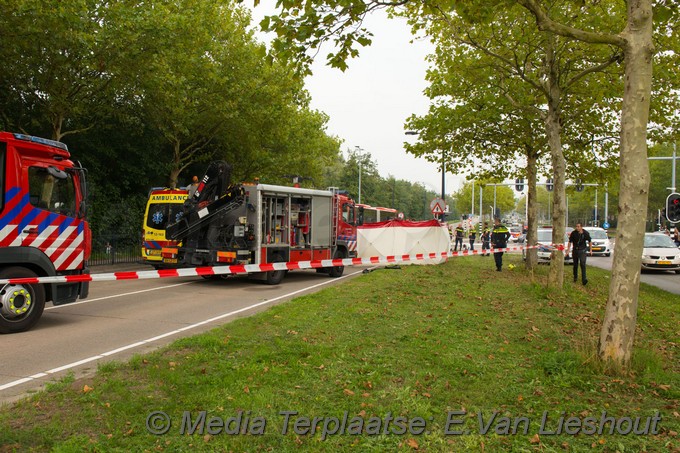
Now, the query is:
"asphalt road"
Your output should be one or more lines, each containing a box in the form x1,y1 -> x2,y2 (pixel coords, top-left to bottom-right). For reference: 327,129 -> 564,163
0,265 -> 368,406
587,254 -> 680,295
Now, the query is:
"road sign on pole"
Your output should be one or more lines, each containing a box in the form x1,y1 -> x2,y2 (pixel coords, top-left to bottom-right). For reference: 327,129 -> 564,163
430,198 -> 445,215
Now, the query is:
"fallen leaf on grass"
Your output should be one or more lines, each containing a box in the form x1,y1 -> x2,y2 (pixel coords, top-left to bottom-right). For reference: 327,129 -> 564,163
529,434 -> 540,444
406,438 -> 419,449
243,386 -> 250,394
343,389 -> 355,396
658,384 -> 671,391
83,385 -> 94,394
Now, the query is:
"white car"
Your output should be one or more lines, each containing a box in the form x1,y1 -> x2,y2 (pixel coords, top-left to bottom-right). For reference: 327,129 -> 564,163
641,233 -> 680,274
584,227 -> 611,256
523,228 -> 573,264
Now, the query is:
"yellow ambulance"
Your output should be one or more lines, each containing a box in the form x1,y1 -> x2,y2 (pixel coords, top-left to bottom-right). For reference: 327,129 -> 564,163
141,188 -> 188,267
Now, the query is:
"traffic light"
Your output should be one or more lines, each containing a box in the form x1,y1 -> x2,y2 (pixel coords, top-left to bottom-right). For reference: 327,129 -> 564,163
666,193 -> 680,223
546,178 -> 554,192
515,178 -> 524,192
575,179 -> 584,192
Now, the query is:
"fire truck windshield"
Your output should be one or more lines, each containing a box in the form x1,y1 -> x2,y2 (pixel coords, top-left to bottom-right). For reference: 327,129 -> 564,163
28,167 -> 76,216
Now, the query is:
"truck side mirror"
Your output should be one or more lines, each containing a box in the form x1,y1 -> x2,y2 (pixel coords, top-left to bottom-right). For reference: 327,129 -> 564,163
48,166 -> 68,179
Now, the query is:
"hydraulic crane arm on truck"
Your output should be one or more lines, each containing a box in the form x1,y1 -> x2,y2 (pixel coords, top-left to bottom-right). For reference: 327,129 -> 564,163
162,161 -> 362,284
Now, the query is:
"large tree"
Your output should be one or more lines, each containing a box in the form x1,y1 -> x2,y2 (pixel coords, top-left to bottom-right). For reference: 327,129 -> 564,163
516,0 -> 678,366
262,0 -> 679,366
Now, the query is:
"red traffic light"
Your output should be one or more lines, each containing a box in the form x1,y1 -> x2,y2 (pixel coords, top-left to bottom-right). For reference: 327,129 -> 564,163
666,193 -> 680,223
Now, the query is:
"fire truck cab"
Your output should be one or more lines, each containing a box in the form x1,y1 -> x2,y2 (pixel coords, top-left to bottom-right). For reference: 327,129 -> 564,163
0,132 -> 90,333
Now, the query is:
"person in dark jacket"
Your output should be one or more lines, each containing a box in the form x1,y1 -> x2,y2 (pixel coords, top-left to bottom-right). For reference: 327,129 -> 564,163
490,218 -> 511,271
468,228 -> 476,251
481,222 -> 491,256
454,223 -> 464,251
566,223 -> 592,285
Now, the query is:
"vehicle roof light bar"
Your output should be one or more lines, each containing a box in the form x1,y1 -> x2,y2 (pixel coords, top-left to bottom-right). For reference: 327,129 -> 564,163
13,133 -> 68,151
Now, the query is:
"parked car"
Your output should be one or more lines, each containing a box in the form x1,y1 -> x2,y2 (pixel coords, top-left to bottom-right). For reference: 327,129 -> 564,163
583,227 -> 611,257
641,233 -> 680,274
523,227 -> 573,264
509,227 -> 522,243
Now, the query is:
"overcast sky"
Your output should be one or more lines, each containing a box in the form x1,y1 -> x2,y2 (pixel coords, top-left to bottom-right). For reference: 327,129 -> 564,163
249,3 -> 466,197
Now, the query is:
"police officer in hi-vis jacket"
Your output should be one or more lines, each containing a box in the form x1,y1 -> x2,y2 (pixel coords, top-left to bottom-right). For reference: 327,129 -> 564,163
454,223 -> 465,251
490,218 -> 511,271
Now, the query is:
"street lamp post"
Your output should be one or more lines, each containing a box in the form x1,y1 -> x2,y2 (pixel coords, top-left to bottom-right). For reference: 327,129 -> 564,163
441,153 -> 447,223
405,131 -> 448,222
354,146 -> 364,204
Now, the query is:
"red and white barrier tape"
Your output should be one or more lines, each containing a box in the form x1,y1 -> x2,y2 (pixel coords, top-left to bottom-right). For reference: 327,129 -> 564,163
0,244 -> 563,285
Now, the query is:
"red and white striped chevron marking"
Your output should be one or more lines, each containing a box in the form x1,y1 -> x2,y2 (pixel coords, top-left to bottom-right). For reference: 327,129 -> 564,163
0,244 -> 558,285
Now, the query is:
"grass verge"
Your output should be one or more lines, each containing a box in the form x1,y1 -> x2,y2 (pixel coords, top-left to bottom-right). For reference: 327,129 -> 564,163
0,255 -> 678,452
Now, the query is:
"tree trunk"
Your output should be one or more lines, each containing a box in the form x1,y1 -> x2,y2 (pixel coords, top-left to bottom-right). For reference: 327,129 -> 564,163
598,0 -> 653,366
544,34 -> 566,289
525,148 -> 538,270
168,139 -> 181,189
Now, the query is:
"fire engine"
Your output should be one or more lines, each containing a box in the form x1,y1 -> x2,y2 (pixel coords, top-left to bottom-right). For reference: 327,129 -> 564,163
163,161 -> 361,284
0,132 -> 90,333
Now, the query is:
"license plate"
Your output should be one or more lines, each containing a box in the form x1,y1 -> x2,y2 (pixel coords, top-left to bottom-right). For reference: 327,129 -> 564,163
592,247 -> 603,252
657,260 -> 671,265
164,258 -> 178,264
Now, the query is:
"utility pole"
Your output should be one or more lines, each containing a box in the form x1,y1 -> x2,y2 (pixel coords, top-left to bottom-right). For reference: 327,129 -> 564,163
595,187 -> 598,226
479,186 -> 483,234
604,175 -> 609,223
471,181 -> 475,220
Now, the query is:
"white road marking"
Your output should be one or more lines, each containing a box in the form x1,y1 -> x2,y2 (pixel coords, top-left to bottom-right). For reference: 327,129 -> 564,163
0,270 -> 363,392
44,281 -> 197,310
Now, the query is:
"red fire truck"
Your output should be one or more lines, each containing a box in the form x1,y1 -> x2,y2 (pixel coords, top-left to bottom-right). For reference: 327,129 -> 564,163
163,161 -> 361,284
0,132 -> 90,333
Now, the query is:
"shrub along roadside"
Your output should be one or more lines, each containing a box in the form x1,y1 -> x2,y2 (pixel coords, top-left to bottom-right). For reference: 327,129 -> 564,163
0,255 -> 678,451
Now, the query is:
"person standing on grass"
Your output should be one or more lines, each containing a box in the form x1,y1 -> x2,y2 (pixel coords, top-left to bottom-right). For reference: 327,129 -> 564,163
454,223 -> 464,251
468,228 -> 476,251
490,218 -> 511,271
481,222 -> 491,256
566,222 -> 592,285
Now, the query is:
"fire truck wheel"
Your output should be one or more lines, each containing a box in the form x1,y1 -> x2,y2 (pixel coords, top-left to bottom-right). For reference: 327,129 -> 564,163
328,250 -> 345,278
265,253 -> 287,285
0,267 -> 46,334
